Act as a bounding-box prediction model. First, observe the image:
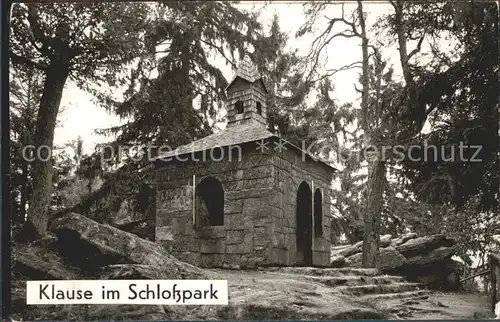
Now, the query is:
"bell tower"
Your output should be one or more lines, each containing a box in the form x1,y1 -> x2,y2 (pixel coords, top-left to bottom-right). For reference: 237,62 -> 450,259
225,55 -> 268,128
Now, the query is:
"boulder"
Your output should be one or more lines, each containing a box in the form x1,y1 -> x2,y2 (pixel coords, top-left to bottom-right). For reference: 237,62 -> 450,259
331,241 -> 363,257
332,235 -> 391,258
391,232 -> 418,247
13,244 -> 81,280
380,234 -> 393,248
330,245 -> 350,257
344,247 -> 406,272
50,212 -> 205,279
86,304 -> 168,320
331,244 -> 351,253
396,234 -> 455,257
340,233 -> 459,291
344,253 -> 362,267
405,246 -> 456,267
330,255 -> 346,268
405,258 -> 462,291
99,264 -> 171,280
378,247 -> 406,272
12,243 -> 82,316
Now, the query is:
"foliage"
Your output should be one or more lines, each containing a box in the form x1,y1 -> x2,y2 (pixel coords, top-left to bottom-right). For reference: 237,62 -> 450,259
10,2 -> 155,238
50,137 -> 106,210
294,1 -> 499,264
374,2 -> 499,212
10,2 -> 153,92
9,65 -> 43,226
96,1 -> 265,152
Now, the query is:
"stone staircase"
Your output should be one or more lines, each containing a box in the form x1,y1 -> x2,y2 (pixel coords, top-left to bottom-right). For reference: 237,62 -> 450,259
264,266 -> 493,319
210,266 -> 492,319
274,267 -> 429,300
268,267 -> 439,319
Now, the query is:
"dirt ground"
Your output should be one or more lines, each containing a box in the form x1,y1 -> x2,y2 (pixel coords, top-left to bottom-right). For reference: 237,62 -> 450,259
401,292 -> 493,320
208,268 -> 495,320
13,263 -> 495,320
353,288 -> 493,320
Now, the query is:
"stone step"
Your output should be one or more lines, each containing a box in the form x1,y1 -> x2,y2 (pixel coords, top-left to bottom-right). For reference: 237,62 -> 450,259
305,274 -> 405,287
336,282 -> 422,296
269,267 -> 380,277
359,290 -> 431,301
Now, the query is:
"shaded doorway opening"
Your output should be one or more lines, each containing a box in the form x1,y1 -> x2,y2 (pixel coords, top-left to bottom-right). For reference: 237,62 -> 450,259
296,181 -> 312,266
314,189 -> 323,237
195,176 -> 224,227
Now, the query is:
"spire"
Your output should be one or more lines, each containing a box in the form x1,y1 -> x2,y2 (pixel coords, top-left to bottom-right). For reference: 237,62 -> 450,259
225,55 -> 267,92
236,55 -> 260,83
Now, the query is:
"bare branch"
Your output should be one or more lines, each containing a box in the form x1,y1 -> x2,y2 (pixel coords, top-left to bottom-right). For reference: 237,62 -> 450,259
407,35 -> 425,61
324,16 -> 361,38
312,61 -> 363,82
304,10 -> 362,83
429,38 -> 453,66
10,51 -> 48,71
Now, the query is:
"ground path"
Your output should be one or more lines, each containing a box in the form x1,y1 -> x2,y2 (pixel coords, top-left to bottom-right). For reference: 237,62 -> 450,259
206,267 -> 493,320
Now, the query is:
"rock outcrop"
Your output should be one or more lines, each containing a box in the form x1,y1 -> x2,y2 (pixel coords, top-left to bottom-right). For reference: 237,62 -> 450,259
331,233 -> 461,291
12,213 -> 388,321
12,213 -> 208,320
12,214 -> 492,320
49,213 -> 206,279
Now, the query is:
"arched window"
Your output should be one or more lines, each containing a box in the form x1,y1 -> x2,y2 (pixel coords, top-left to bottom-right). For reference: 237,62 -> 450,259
195,177 -> 224,227
256,102 -> 262,115
235,100 -> 244,114
314,189 -> 323,237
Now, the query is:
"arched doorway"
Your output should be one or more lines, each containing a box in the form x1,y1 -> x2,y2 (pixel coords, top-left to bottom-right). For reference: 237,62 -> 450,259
195,176 -> 224,227
296,181 -> 312,266
314,189 -> 323,237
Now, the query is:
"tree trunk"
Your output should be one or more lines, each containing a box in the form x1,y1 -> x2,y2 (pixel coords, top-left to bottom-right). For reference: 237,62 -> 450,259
25,59 -> 70,239
392,0 -> 425,135
356,0 -> 385,268
393,1 -> 411,85
181,32 -> 193,112
19,162 -> 29,225
361,160 -> 386,267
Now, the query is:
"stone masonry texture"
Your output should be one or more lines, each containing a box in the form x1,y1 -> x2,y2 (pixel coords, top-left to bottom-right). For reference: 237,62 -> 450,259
153,143 -> 334,269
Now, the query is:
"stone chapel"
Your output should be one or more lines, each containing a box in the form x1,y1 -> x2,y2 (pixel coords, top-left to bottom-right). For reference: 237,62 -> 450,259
152,56 -> 336,268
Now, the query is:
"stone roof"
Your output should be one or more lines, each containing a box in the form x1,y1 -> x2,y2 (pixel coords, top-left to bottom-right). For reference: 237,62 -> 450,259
153,122 -> 274,160
226,55 -> 268,93
153,122 -> 336,171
